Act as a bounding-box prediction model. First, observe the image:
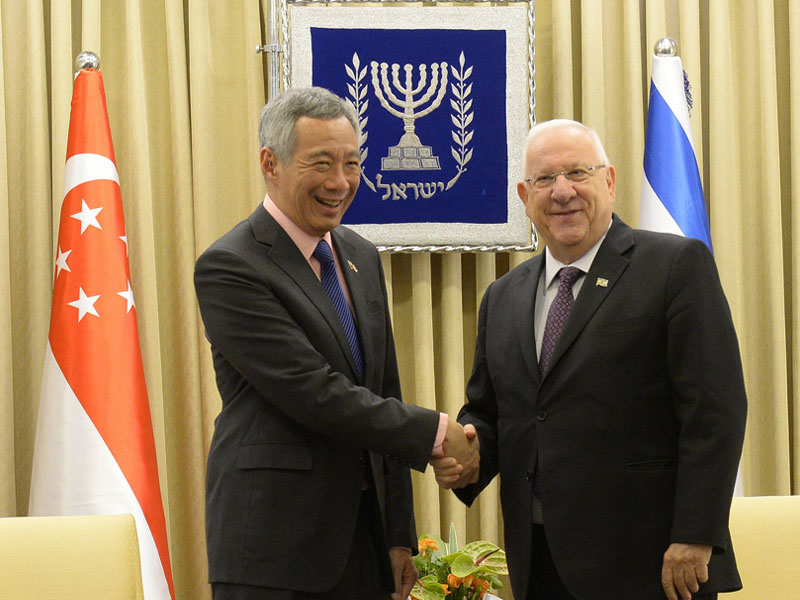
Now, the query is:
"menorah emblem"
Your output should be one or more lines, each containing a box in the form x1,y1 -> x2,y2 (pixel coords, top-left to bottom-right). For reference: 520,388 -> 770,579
370,61 -> 448,170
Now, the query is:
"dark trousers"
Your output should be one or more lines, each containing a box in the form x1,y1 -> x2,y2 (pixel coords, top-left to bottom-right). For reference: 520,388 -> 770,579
527,524 -> 718,600
528,523 -> 578,600
213,492 -> 389,600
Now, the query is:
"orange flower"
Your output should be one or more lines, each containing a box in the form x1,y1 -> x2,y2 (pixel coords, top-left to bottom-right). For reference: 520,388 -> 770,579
447,573 -> 462,588
418,537 -> 438,551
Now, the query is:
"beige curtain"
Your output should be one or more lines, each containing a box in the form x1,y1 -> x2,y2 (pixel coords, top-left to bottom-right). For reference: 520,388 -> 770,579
1,1 -> 797,598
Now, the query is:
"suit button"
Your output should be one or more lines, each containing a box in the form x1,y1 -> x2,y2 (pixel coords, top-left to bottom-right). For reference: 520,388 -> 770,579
525,470 -> 533,481
536,410 -> 547,421
357,456 -> 366,471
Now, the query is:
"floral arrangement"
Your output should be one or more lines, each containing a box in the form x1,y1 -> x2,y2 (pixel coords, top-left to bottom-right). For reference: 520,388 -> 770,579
410,523 -> 508,600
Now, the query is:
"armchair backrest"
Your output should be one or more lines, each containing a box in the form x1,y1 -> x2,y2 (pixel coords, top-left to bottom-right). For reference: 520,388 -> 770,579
728,495 -> 800,599
0,513 -> 144,599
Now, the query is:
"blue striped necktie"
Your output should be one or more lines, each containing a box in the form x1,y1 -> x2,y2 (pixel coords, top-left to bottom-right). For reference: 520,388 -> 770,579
313,239 -> 364,380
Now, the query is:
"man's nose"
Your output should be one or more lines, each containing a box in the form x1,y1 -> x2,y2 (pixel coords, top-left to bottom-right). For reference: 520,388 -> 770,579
550,173 -> 577,200
324,163 -> 349,191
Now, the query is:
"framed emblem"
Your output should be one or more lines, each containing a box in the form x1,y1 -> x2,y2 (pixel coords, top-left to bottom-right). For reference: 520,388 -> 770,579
285,3 -> 533,250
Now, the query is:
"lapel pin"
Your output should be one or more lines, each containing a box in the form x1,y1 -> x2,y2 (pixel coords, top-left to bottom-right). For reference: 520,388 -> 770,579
347,260 -> 358,273
596,277 -> 608,287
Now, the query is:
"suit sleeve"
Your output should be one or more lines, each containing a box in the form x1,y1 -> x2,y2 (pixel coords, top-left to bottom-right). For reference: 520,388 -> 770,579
194,244 -> 440,472
374,253 -> 418,549
666,239 -> 747,551
454,283 -> 501,506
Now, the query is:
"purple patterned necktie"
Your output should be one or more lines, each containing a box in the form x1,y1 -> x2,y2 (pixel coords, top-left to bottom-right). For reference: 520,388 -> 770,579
539,266 -> 582,376
313,240 -> 364,380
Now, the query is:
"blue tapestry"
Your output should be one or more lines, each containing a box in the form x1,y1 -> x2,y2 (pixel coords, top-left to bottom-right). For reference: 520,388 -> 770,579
310,27 -> 508,226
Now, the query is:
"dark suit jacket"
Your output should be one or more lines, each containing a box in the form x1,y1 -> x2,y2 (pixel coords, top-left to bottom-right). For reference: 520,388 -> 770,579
194,206 -> 440,592
456,215 -> 746,600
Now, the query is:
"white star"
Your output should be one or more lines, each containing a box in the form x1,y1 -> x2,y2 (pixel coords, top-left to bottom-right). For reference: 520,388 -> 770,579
55,246 -> 71,277
70,199 -> 103,234
119,235 -> 128,255
117,281 -> 135,313
67,287 -> 100,322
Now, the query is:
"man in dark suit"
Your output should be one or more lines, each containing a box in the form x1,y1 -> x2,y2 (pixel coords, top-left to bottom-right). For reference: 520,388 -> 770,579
195,87 -> 477,600
433,120 -> 747,600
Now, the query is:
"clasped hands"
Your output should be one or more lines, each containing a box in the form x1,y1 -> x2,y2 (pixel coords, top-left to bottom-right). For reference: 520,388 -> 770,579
430,419 -> 480,489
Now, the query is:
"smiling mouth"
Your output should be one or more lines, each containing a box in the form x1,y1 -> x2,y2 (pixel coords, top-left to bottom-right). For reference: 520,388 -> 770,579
315,197 -> 343,208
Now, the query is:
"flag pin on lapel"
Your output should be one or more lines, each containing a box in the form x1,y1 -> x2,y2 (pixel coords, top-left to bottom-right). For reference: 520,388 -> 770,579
596,277 -> 609,287
347,260 -> 358,273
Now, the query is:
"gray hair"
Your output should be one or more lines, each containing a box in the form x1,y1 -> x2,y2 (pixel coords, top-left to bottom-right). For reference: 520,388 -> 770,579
258,87 -> 360,162
521,119 -> 610,174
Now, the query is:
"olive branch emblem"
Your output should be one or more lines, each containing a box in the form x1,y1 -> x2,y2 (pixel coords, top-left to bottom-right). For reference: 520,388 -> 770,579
446,51 -> 474,190
345,53 -> 375,191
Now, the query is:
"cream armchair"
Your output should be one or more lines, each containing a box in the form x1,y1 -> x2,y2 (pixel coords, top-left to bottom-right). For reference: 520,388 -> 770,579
726,495 -> 800,598
0,513 -> 144,599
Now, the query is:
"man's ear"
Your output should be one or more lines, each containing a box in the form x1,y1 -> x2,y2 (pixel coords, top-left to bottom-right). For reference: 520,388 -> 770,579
517,181 -> 529,207
605,164 -> 617,204
260,147 -> 278,180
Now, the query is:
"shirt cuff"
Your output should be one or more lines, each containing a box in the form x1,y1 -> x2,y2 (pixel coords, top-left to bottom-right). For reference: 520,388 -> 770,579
431,412 -> 448,456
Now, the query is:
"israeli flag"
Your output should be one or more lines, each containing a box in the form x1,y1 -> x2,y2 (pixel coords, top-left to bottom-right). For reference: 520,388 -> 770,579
639,45 -> 743,497
639,52 -> 711,250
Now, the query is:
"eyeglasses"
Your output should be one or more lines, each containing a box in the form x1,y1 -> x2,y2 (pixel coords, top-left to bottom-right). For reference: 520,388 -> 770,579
524,165 -> 607,190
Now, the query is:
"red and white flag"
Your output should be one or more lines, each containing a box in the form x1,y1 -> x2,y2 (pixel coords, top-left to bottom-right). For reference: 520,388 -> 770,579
29,66 -> 175,599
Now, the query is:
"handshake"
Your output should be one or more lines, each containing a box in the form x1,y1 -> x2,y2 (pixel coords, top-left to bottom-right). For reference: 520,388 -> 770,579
430,419 -> 480,489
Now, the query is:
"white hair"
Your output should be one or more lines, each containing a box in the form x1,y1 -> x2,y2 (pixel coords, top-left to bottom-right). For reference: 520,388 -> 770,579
521,119 -> 610,175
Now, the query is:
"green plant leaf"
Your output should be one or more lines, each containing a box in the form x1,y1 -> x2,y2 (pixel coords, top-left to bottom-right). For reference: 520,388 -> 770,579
448,523 -> 459,553
459,541 -> 508,574
450,553 -> 480,577
410,579 -> 447,600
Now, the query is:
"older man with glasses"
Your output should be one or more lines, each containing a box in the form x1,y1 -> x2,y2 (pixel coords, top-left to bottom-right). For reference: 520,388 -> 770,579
433,119 -> 747,600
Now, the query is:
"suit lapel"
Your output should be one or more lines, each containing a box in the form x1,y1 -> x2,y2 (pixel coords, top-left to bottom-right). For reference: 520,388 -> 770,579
514,255 -> 544,382
250,208 -> 361,381
544,217 -> 634,376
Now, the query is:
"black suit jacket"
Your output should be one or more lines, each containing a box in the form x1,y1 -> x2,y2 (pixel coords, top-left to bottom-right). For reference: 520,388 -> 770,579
194,206 -> 440,592
456,215 -> 746,600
